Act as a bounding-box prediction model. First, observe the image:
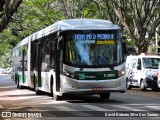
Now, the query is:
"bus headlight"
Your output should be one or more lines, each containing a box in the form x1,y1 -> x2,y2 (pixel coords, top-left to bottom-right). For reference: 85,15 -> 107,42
64,70 -> 75,78
119,68 -> 125,77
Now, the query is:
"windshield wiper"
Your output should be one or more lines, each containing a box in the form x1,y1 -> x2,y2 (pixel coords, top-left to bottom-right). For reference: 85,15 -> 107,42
106,65 -> 114,70
79,67 -> 84,71
77,65 -> 114,70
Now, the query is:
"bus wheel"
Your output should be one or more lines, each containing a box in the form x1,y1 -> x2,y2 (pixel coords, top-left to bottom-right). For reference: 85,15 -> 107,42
35,88 -> 41,95
17,76 -> 23,89
15,74 -> 17,84
35,84 -> 41,95
51,85 -> 62,100
50,77 -> 54,97
100,93 -> 110,99
140,80 -> 146,91
16,75 -> 19,89
54,94 -> 62,101
33,75 -> 36,90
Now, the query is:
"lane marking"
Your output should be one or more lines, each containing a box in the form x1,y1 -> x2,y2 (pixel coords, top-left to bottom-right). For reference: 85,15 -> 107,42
82,105 -> 112,111
111,105 -> 146,111
120,104 -> 160,106
53,106 -> 92,116
145,106 -> 160,110
0,105 -> 4,108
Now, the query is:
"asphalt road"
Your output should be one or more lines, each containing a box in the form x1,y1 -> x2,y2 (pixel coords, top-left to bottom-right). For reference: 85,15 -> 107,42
0,74 -> 160,120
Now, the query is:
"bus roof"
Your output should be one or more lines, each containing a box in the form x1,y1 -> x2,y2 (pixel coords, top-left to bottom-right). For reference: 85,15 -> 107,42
13,19 -> 121,50
13,35 -> 32,51
32,19 -> 120,40
51,19 -> 120,30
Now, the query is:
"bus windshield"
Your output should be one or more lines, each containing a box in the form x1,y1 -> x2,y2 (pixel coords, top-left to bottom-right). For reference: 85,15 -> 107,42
64,30 -> 123,67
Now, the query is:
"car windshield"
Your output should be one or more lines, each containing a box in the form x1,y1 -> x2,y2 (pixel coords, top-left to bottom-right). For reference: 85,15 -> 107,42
143,58 -> 160,69
64,30 -> 123,68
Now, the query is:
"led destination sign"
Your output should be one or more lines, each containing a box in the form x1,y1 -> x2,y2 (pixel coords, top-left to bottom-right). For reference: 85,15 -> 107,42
74,33 -> 115,40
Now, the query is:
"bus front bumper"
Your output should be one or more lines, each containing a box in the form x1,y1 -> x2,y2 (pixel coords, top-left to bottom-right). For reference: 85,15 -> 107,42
61,76 -> 126,94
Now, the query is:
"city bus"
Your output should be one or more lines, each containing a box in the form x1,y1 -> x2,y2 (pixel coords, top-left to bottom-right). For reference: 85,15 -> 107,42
12,19 -> 126,100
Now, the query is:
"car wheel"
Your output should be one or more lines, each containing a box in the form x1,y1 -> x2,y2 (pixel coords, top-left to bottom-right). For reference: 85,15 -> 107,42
140,80 -> 146,91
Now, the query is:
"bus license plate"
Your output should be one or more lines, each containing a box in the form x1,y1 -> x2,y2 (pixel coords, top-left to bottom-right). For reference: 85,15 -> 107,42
92,87 -> 103,91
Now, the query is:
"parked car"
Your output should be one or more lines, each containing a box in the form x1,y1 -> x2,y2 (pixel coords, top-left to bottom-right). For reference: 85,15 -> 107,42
0,68 -> 4,74
0,68 -> 12,74
126,53 -> 160,91
6,68 -> 12,74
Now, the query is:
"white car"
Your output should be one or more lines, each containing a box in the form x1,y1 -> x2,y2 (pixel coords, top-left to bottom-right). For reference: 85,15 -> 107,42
0,68 -> 12,74
0,68 -> 3,74
125,53 -> 160,91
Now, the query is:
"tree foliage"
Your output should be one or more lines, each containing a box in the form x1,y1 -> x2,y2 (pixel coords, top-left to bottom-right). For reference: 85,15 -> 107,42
0,0 -> 23,33
0,0 -> 160,67
111,0 -> 160,53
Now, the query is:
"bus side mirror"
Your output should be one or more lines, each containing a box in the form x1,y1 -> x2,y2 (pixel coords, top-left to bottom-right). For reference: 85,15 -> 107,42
122,36 -> 128,54
122,42 -> 128,54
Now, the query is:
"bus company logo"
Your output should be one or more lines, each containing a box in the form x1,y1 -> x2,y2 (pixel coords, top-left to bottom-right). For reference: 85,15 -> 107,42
2,112 -> 11,117
79,73 -> 85,79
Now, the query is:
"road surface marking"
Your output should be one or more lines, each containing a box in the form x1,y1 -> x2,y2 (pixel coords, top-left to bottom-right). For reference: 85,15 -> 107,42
53,106 -> 92,116
0,105 -> 4,108
82,105 -> 112,111
121,104 -> 160,106
111,105 -> 146,111
145,106 -> 160,110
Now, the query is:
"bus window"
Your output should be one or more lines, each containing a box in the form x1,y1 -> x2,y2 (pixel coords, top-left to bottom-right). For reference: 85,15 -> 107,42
44,42 -> 51,71
31,41 -> 37,70
50,43 -> 54,69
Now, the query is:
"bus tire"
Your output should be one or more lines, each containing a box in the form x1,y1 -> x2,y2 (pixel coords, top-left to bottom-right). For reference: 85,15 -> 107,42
50,76 -> 54,97
17,75 -> 20,89
54,94 -> 62,101
17,76 -> 23,89
35,88 -> 41,95
140,80 -> 146,91
15,74 -> 17,84
100,92 -> 110,99
35,83 -> 41,95
33,75 -> 36,90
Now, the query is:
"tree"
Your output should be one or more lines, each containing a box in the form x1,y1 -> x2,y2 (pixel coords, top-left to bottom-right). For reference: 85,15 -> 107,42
111,0 -> 160,53
57,0 -> 98,19
0,0 -> 23,33
0,0 -> 62,48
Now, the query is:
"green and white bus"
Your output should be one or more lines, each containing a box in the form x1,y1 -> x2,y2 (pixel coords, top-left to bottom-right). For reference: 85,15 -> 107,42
12,19 -> 126,100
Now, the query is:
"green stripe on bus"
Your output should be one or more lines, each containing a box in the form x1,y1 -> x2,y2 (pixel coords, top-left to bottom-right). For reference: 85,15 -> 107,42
75,70 -> 119,80
18,74 -> 26,83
